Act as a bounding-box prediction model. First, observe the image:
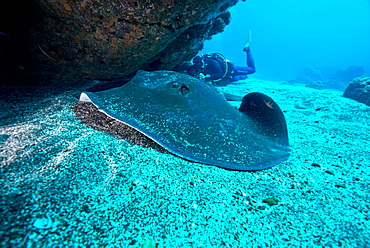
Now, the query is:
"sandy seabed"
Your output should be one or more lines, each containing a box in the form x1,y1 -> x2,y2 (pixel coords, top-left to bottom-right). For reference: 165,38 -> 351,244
0,79 -> 369,247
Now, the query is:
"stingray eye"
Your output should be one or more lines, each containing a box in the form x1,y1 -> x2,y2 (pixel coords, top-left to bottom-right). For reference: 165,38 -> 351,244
170,81 -> 190,96
179,84 -> 190,96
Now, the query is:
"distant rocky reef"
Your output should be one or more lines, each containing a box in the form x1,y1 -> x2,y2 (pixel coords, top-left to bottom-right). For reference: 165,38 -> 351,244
295,65 -> 366,91
0,0 -> 238,84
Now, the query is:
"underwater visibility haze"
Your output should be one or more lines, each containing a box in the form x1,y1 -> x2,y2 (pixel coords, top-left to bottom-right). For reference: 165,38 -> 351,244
1,0 -> 370,247
202,0 -> 370,81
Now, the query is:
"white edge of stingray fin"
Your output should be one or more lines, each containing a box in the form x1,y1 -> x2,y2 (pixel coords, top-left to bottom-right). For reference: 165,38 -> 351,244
76,91 -> 196,165
79,92 -> 93,103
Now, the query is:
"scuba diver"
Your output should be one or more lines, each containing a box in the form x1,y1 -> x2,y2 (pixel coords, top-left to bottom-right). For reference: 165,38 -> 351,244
187,32 -> 256,86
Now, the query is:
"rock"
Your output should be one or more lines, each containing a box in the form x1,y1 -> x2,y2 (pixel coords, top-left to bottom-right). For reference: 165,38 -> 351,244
295,66 -> 366,91
297,67 -> 324,82
262,197 -> 279,206
257,205 -> 267,210
311,162 -> 321,167
82,204 -> 91,213
295,75 -> 313,86
33,217 -> 53,229
306,80 -> 323,90
325,170 -> 335,175
331,65 -> 366,84
142,239 -> 156,248
327,65 -> 366,91
343,77 -> 370,106
296,68 -> 324,90
1,0 -> 238,84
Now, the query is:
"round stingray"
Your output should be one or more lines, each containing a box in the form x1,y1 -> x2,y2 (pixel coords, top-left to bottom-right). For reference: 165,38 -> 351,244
79,70 -> 290,171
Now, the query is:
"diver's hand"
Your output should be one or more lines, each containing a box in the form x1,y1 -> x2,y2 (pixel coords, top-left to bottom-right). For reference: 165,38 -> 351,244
204,75 -> 214,85
197,73 -> 206,80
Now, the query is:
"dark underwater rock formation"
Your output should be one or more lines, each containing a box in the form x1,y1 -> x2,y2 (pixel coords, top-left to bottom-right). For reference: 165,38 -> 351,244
296,68 -> 324,83
295,68 -> 324,89
1,0 -> 237,84
343,77 -> 370,106
306,80 -> 323,90
327,65 -> 366,91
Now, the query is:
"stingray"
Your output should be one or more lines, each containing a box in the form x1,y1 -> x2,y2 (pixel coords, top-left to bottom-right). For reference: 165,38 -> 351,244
77,70 -> 290,171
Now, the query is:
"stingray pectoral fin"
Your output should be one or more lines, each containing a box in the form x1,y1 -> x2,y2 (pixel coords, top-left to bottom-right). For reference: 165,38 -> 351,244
239,92 -> 289,147
222,92 -> 243,101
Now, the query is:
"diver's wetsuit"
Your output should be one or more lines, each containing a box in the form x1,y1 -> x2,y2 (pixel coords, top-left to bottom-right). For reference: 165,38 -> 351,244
195,49 -> 256,84
231,48 -> 256,81
204,59 -> 224,81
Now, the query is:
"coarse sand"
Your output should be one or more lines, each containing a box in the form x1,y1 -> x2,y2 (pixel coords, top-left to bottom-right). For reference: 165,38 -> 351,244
0,79 -> 369,247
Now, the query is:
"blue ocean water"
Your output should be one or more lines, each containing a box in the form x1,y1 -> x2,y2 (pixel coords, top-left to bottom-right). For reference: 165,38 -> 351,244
1,1 -> 370,247
201,0 -> 370,81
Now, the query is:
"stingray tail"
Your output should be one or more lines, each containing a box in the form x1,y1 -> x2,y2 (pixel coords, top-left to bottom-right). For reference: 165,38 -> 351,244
239,92 -> 289,147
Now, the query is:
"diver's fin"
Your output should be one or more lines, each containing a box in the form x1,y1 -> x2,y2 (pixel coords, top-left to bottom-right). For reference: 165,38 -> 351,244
239,92 -> 289,146
243,30 -> 252,52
